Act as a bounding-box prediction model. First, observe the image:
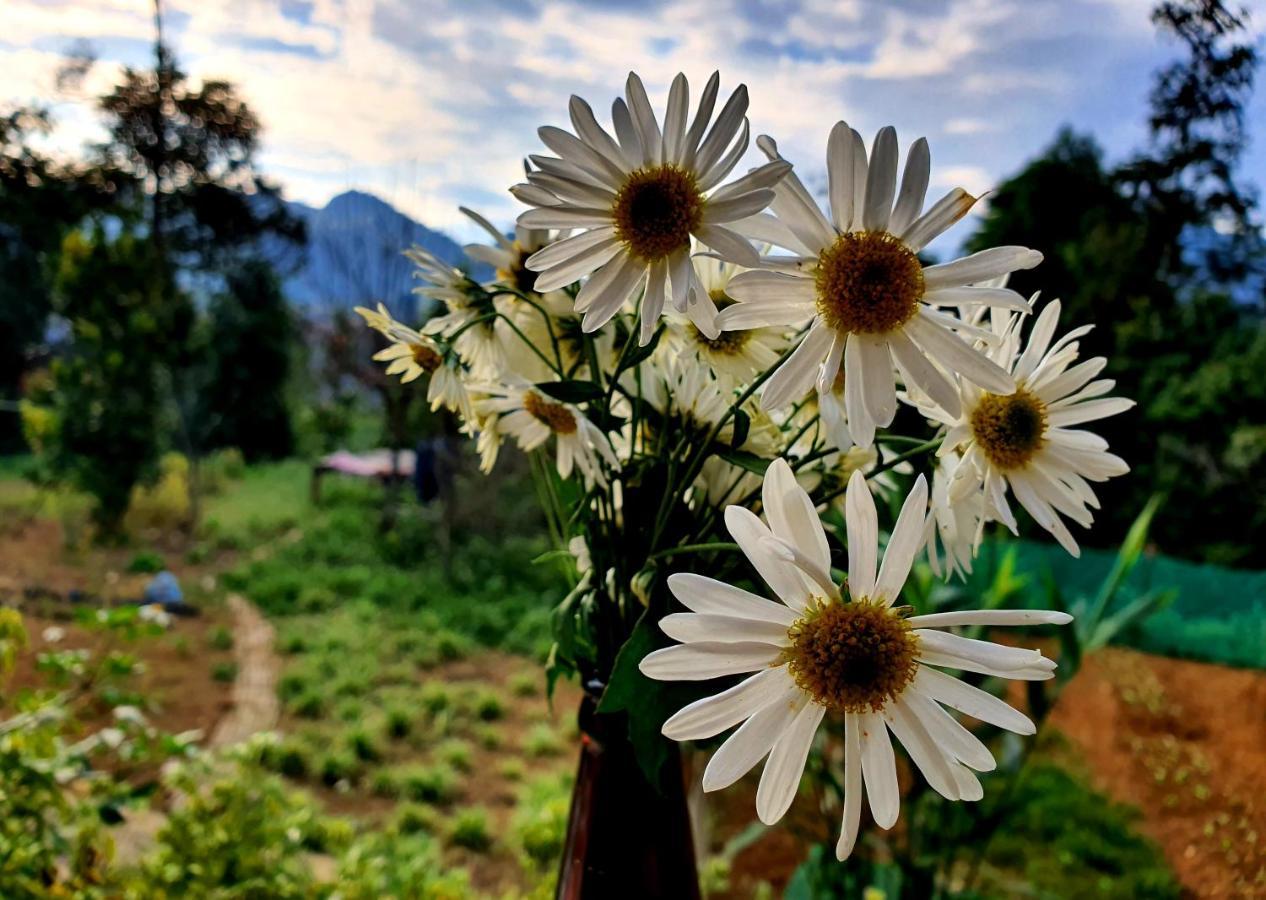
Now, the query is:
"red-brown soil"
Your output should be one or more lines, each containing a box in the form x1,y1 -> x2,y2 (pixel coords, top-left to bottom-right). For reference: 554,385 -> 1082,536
1052,647 -> 1266,898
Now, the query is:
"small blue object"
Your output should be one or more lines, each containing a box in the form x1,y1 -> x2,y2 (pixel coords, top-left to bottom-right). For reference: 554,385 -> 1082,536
144,571 -> 184,609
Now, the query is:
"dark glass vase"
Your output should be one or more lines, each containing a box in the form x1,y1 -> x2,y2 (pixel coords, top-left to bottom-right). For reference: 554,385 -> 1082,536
556,696 -> 700,900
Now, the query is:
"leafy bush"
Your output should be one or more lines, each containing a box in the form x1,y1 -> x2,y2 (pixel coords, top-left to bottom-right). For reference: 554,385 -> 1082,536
397,764 -> 460,804
333,830 -> 472,900
137,741 -> 331,897
126,549 -> 165,574
513,772 -> 572,873
448,807 -> 493,852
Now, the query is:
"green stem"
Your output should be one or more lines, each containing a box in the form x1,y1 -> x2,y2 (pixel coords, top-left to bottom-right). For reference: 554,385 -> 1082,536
648,542 -> 741,561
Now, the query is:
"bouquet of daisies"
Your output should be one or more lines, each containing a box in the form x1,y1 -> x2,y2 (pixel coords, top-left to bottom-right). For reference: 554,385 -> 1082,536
358,71 -> 1132,871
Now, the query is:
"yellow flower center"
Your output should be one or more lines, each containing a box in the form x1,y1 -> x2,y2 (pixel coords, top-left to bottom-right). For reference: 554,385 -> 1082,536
785,598 -> 919,713
523,391 -> 578,435
815,231 -> 924,335
410,343 -> 442,373
497,241 -> 538,295
611,164 -> 703,262
970,387 -> 1047,470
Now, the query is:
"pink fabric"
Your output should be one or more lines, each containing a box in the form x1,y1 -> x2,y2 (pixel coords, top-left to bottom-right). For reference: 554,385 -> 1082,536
319,449 -> 416,478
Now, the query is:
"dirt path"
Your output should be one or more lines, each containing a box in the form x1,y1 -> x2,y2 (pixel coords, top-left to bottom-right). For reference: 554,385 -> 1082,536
114,594 -> 281,865
1051,647 -> 1266,897
209,593 -> 280,747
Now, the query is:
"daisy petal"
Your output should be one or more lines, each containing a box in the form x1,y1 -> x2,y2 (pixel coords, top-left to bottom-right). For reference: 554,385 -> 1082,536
875,474 -> 928,604
659,612 -> 790,646
863,126 -> 898,232
639,641 -> 783,681
889,137 -> 930,236
923,246 -> 1043,291
858,712 -> 899,829
844,469 -> 878,599
836,712 -> 864,860
702,687 -> 803,791
666,573 -> 799,625
662,667 -> 795,741
756,701 -> 825,824
911,666 -> 1035,734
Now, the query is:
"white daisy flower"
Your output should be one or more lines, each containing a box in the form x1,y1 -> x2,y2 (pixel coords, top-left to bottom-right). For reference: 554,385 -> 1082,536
407,246 -> 505,379
355,303 -> 474,420
512,71 -> 790,345
930,299 -> 1134,556
640,459 -> 1070,859
717,126 -> 1045,447
475,379 -> 617,487
666,254 -> 786,387
923,451 -> 985,580
459,204 -> 556,298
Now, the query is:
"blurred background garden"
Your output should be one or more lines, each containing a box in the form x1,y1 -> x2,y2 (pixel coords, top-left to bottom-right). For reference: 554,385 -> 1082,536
1,0 -> 1264,897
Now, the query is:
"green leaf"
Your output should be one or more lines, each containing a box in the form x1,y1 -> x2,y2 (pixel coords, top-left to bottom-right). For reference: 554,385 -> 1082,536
729,409 -> 751,449
614,325 -> 663,374
714,448 -> 771,475
597,613 -> 703,787
535,380 -> 603,404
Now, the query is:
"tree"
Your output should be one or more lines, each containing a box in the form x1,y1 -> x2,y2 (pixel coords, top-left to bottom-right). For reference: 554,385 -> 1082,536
964,0 -> 1263,564
1118,0 -> 1262,287
203,261 -> 296,461
47,228 -> 184,536
0,108 -> 106,451
93,4 -> 302,277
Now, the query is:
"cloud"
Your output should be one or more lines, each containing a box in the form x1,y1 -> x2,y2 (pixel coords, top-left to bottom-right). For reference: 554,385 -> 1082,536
0,0 -> 1259,247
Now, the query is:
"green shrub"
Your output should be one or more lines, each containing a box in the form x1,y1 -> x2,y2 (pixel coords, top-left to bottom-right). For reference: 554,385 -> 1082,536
318,751 -> 359,788
384,707 -> 412,739
211,661 -> 238,683
288,690 -> 326,720
398,764 -> 459,804
137,747 -> 316,897
472,690 -> 504,722
279,632 -> 308,654
513,773 -> 573,871
509,671 -> 539,697
437,739 -> 473,773
208,625 -> 234,651
448,807 -> 493,852
346,726 -> 383,763
420,682 -> 452,715
524,724 -> 562,758
392,802 -> 437,836
127,549 -> 165,573
369,768 -> 401,799
333,830 -> 472,900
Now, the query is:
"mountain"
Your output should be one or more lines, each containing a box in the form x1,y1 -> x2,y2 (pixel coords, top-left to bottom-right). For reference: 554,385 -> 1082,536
269,190 -> 486,319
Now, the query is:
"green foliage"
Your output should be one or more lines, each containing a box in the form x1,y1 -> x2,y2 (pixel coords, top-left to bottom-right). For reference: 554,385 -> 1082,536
126,549 -> 166,574
512,772 -> 572,873
447,807 -> 493,852
222,478 -> 559,657
202,261 -> 296,461
965,1 -> 1265,566
0,107 -> 108,452
333,830 -> 473,900
979,764 -> 1181,899
41,227 -> 186,534
138,744 -> 322,898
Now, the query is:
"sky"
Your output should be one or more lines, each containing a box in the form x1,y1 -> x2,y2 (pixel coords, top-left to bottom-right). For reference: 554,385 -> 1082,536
2,0 -> 1263,248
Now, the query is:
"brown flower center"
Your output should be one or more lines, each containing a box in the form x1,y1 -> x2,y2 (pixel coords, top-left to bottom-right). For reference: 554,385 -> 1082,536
611,164 -> 703,262
497,241 -> 538,295
410,343 -> 442,373
970,387 -> 1047,470
523,391 -> 578,435
815,231 -> 924,335
785,598 -> 919,713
